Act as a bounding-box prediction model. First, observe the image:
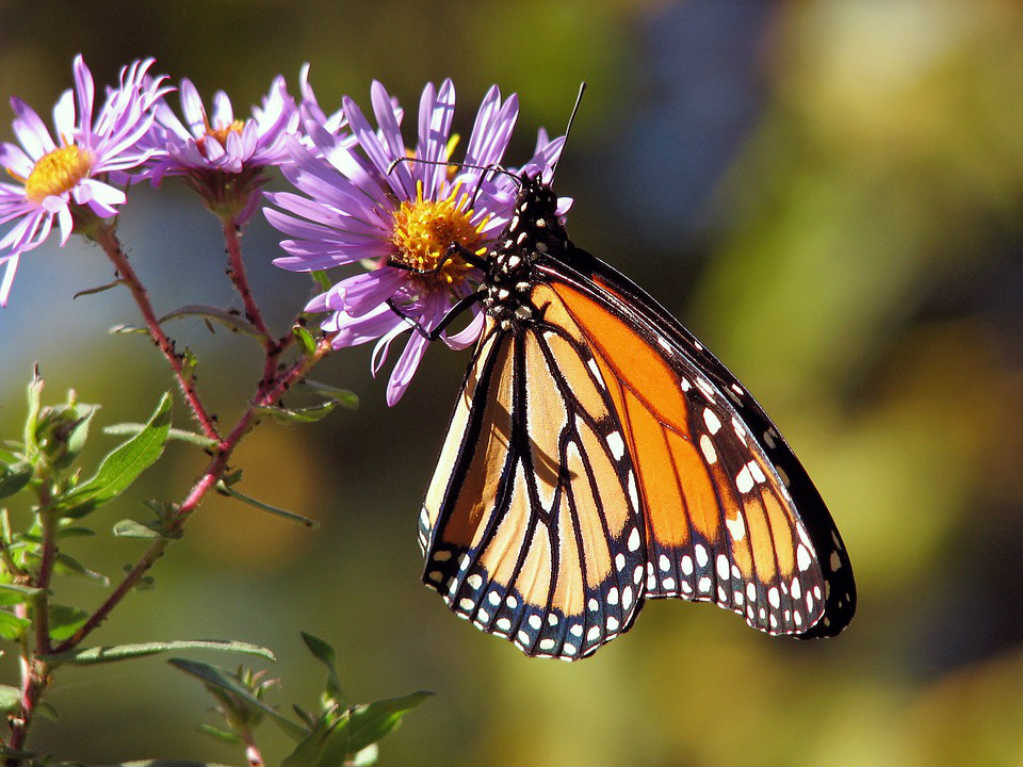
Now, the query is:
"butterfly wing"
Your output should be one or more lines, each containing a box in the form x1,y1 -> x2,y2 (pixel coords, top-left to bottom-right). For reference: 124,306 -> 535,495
420,308 -> 649,660
537,246 -> 856,638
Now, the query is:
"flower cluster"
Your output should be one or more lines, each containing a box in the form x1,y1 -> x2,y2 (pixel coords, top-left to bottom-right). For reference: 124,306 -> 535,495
0,55 -> 567,402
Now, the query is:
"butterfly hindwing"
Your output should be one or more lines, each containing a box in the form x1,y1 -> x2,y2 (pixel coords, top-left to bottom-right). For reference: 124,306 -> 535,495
422,309 -> 647,660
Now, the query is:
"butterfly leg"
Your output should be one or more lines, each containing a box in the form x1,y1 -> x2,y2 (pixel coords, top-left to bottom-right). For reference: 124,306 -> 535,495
387,288 -> 487,342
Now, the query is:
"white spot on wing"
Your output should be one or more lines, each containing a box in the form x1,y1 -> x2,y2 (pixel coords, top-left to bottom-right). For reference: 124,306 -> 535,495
606,431 -> 625,460
627,527 -> 640,552
725,513 -> 746,541
735,466 -> 754,494
699,434 -> 717,465
703,408 -> 722,434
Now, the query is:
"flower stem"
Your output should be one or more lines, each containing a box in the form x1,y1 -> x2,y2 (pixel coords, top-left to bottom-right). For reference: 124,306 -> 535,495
49,335 -> 332,654
93,223 -> 221,443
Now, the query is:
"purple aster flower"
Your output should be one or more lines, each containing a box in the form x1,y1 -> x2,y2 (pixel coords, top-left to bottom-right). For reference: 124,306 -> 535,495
143,73 -> 298,221
0,55 -> 167,306
265,79 -> 566,405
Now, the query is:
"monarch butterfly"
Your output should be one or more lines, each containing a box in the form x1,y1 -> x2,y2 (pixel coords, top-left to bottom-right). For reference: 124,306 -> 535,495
411,139 -> 855,663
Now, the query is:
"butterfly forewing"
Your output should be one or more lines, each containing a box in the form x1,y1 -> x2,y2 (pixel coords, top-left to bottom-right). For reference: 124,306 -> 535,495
542,254 -> 855,637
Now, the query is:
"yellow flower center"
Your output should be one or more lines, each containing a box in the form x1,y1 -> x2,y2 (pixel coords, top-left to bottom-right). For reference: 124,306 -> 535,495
197,119 -> 245,156
22,144 -> 93,203
389,181 -> 487,287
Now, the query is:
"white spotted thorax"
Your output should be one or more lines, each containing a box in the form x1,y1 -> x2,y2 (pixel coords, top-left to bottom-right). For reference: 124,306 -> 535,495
481,175 -> 569,330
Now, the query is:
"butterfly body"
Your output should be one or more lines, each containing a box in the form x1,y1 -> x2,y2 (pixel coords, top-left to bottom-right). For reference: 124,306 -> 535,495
418,174 -> 855,660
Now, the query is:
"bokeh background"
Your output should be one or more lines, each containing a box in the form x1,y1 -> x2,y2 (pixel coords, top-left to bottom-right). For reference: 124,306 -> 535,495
0,0 -> 1020,763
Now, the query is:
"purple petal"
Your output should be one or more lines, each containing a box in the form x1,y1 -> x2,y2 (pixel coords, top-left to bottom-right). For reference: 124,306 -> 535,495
386,330 -> 430,406
10,98 -> 56,159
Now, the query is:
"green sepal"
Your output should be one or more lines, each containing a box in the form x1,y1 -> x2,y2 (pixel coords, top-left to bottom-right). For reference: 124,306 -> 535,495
197,723 -> 242,744
293,324 -> 317,356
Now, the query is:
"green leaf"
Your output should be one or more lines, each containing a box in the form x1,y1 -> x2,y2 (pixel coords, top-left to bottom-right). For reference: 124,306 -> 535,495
73,277 -> 124,299
0,583 -> 43,606
254,401 -> 337,424
168,658 -> 307,741
34,701 -> 58,722
293,324 -> 317,356
103,423 -> 218,449
112,519 -> 164,539
56,525 -> 95,538
108,323 -> 149,335
48,639 -> 275,666
24,370 -> 44,454
0,461 -> 32,500
56,393 -> 172,518
160,304 -> 263,338
280,716 -> 336,766
216,483 -> 317,529
198,723 -> 242,744
350,743 -> 379,766
301,632 -> 343,703
0,685 -> 20,714
0,610 -> 30,640
320,692 -> 432,764
53,552 -> 109,585
48,604 -> 89,641
300,380 -> 359,410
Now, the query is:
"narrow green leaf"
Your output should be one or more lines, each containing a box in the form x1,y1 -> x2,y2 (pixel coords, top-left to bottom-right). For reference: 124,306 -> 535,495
300,380 -> 359,410
34,701 -> 58,721
53,552 -> 109,585
48,639 -> 276,666
169,658 -> 307,741
48,604 -> 89,641
198,723 -> 242,744
281,715 -> 336,766
0,685 -> 20,714
103,423 -> 218,449
254,401 -> 337,424
160,304 -> 262,338
215,483 -> 318,528
108,323 -> 149,335
0,583 -> 43,606
320,692 -> 432,764
112,519 -> 164,539
293,325 -> 317,356
73,277 -> 123,299
56,393 -> 172,518
24,370 -> 44,454
0,461 -> 33,500
0,610 -> 30,640
301,632 -> 343,702
56,525 -> 95,538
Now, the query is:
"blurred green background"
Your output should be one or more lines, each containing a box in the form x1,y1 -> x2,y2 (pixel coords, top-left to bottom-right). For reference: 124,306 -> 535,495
0,0 -> 1020,763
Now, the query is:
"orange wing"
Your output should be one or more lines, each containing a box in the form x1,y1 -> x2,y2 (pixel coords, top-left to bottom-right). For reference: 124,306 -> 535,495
545,274 -> 854,637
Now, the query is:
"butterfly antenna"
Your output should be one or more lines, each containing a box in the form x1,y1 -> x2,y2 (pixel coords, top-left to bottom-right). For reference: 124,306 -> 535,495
386,156 -> 521,188
550,81 -> 586,178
